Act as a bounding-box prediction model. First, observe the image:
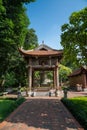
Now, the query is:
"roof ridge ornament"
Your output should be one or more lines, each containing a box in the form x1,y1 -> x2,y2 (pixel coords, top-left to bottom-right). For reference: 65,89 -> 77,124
42,40 -> 44,44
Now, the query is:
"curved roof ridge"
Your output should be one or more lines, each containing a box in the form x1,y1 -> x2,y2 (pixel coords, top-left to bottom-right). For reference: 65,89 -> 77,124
19,47 -> 34,52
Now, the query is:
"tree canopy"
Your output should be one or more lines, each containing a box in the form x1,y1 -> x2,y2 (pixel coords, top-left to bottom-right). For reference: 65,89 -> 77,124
24,28 -> 38,50
61,7 -> 87,66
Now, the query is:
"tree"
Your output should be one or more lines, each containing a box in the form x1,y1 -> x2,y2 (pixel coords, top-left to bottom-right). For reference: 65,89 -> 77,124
61,7 -> 87,66
24,28 -> 38,50
60,58 -> 79,71
0,0 -> 14,77
59,64 -> 72,84
0,0 -> 36,88
4,72 -> 17,88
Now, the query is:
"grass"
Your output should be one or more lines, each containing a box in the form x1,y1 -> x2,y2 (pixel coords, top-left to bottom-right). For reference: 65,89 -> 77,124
0,97 -> 25,122
61,96 -> 87,130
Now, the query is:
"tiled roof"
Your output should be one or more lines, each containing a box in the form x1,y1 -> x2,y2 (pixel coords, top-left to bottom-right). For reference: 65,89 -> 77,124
69,67 -> 87,77
19,48 -> 63,57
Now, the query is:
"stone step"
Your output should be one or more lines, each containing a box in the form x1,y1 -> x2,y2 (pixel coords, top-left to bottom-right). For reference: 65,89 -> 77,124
35,92 -> 49,96
34,87 -> 50,92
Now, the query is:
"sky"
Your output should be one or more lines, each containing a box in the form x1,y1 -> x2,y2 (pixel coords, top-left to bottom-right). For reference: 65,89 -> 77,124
26,0 -> 87,49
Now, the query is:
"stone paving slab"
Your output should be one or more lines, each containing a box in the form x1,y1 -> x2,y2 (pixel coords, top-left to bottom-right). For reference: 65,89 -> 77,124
0,98 -> 84,130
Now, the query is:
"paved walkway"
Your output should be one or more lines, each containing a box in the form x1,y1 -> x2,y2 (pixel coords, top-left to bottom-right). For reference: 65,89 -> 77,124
0,98 -> 84,130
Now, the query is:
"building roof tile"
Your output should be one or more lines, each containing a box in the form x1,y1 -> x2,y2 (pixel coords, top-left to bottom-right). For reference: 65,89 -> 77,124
68,67 -> 87,77
19,48 -> 63,57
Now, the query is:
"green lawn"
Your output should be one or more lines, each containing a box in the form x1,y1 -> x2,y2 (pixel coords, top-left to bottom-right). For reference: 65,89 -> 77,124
61,96 -> 87,130
0,97 -> 25,122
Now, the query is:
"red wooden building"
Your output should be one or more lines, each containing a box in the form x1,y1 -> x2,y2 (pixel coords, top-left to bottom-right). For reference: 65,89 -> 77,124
68,67 -> 87,91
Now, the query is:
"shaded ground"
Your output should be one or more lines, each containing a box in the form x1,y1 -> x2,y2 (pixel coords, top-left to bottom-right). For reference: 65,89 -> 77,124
0,98 -> 84,130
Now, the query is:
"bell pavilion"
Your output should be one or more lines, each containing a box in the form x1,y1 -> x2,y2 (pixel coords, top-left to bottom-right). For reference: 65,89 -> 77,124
19,43 -> 63,96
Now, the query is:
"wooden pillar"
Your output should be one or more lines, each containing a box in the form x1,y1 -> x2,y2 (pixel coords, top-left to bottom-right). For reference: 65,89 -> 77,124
55,65 -> 60,97
55,58 -> 59,90
53,69 -> 56,89
49,56 -> 51,66
83,74 -> 87,88
32,70 -> 34,88
28,66 -> 32,92
56,66 -> 59,89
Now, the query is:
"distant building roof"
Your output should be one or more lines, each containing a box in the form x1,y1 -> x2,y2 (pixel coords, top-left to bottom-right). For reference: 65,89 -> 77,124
68,67 -> 87,77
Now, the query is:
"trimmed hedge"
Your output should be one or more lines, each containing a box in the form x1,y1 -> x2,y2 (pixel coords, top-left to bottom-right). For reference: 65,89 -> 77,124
61,97 -> 87,130
0,97 -> 26,122
6,97 -> 26,113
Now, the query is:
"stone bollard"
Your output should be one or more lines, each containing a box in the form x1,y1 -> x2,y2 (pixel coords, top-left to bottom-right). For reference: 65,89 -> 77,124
63,89 -> 68,98
31,92 -> 34,97
49,91 -> 51,97
17,90 -> 22,98
17,84 -> 22,98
